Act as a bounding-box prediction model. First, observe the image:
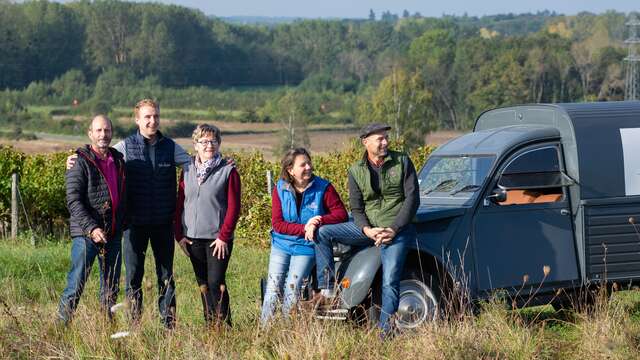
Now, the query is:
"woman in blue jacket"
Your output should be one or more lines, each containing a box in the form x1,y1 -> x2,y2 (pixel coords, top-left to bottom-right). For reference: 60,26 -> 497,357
260,148 -> 347,324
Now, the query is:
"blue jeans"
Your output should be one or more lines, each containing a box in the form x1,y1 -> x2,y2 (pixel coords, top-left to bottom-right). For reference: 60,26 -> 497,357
123,224 -> 176,327
58,234 -> 122,324
315,222 -> 414,331
260,246 -> 315,325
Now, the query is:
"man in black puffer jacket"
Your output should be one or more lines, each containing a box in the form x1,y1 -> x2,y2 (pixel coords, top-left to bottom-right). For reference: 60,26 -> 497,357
58,115 -> 126,325
66,99 -> 193,329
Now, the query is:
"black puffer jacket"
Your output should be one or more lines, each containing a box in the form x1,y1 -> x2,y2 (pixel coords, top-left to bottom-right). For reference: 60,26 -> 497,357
66,145 -> 126,239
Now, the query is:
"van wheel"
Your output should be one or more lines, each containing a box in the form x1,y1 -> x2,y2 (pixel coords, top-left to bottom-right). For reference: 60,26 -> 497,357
394,278 -> 439,329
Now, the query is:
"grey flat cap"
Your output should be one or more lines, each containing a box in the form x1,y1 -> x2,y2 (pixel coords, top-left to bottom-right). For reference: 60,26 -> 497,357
359,123 -> 391,139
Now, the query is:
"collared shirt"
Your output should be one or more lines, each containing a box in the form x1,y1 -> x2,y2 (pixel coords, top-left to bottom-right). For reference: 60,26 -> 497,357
92,148 -> 120,211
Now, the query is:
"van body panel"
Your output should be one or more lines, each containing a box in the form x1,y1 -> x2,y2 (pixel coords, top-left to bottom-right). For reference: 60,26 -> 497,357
582,197 -> 640,282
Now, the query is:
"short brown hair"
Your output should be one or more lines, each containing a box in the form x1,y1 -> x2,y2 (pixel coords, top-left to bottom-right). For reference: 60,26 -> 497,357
191,123 -> 222,144
134,99 -> 159,118
279,148 -> 312,184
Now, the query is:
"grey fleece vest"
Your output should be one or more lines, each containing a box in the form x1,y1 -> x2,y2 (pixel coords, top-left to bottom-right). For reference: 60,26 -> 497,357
181,158 -> 233,240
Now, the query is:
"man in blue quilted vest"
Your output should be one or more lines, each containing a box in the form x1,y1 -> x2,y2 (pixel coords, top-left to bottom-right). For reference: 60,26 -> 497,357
113,99 -> 192,328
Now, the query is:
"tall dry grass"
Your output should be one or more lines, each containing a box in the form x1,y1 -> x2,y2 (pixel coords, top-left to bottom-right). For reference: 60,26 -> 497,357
1,239 -> 640,359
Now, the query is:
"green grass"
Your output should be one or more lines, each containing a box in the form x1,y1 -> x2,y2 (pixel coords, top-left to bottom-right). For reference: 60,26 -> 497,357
2,238 -> 640,358
26,105 -> 69,115
0,237 -> 268,325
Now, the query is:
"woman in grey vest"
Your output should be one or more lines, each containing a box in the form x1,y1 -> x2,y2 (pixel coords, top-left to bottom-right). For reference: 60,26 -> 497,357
174,124 -> 241,327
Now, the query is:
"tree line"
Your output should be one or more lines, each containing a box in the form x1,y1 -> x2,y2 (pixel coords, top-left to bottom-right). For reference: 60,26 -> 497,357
0,1 -> 633,145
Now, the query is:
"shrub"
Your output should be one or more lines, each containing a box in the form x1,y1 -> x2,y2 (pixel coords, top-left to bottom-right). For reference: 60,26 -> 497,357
0,141 -> 434,244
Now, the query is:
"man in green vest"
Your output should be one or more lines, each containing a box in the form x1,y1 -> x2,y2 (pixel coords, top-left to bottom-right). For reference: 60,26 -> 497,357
312,123 -> 419,336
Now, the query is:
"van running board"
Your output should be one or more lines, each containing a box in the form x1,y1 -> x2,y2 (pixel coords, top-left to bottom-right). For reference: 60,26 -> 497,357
315,308 -> 348,320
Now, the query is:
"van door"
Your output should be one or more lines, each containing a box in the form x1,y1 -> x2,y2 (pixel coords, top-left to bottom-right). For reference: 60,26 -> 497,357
473,143 -> 579,292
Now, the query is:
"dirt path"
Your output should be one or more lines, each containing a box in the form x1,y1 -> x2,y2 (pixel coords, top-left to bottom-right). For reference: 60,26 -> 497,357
2,128 -> 464,159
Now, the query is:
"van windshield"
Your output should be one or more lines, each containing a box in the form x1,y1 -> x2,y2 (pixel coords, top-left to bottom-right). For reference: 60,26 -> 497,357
418,155 -> 495,199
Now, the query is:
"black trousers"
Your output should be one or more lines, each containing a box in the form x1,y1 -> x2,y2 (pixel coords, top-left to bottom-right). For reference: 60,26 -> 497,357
123,223 -> 176,327
187,238 -> 233,326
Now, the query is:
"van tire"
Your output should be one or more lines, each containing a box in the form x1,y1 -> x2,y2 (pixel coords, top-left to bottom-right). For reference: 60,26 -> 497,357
394,276 -> 439,329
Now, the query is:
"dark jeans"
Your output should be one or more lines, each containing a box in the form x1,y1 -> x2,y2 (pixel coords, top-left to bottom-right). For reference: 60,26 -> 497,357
315,222 -> 414,331
123,223 -> 176,327
58,234 -> 122,324
187,239 -> 233,326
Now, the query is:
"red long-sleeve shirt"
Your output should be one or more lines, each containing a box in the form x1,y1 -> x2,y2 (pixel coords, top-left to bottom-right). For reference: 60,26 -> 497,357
271,183 -> 348,236
174,168 -> 241,243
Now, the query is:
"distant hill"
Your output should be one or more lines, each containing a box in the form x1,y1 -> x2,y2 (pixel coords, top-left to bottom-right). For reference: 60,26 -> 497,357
218,16 -> 313,25
451,10 -> 563,36
217,11 -> 563,35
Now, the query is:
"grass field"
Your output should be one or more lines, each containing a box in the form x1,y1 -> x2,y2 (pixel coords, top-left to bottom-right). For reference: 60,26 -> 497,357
1,237 -> 640,359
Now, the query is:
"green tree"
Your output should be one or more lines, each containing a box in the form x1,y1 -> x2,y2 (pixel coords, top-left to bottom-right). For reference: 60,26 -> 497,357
358,68 -> 433,148
409,28 -> 459,129
82,0 -> 136,70
467,50 -> 529,112
268,91 -> 312,154
51,70 -> 91,104
21,1 -> 83,82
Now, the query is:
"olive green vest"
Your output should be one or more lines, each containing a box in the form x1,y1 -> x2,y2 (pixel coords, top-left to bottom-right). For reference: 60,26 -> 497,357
348,150 -> 406,228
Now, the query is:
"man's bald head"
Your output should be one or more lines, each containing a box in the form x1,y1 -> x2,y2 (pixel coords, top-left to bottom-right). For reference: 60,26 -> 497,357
89,115 -> 112,131
88,115 -> 113,154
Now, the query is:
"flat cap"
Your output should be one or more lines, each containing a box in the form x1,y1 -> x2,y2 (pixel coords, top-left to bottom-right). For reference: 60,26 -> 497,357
359,122 -> 391,139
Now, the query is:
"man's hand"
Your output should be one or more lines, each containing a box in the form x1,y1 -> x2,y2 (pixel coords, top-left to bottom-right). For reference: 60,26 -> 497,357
210,239 -> 229,260
66,154 -> 78,170
374,228 -> 396,246
90,228 -> 107,244
178,237 -> 192,257
224,156 -> 236,167
363,226 -> 385,243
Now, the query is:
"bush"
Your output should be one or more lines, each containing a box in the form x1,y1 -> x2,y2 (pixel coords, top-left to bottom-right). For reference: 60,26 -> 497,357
0,141 -> 434,243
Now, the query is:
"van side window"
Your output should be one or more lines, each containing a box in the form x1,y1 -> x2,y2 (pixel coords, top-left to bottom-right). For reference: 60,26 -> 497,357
497,147 -> 564,205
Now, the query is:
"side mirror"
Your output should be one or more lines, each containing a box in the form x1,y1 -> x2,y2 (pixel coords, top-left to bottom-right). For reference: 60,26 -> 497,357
486,188 -> 507,203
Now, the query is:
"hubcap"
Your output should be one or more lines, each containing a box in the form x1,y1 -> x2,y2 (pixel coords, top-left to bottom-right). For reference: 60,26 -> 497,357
395,279 -> 437,329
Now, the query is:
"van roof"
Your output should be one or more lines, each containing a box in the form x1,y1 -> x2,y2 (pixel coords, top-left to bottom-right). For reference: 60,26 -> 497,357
474,101 -> 640,199
434,125 -> 560,157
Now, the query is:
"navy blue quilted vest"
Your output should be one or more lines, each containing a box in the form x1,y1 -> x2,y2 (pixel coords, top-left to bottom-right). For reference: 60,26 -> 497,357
124,131 -> 176,225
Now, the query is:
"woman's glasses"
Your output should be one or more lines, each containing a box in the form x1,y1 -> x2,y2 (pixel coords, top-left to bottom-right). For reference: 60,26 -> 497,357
197,139 -> 218,147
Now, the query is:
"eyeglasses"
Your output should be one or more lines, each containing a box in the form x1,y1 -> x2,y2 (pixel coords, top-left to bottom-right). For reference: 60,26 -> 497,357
197,139 -> 218,146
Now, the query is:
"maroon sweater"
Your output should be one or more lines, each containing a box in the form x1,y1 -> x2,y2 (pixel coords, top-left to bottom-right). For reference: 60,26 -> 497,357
174,168 -> 241,242
271,183 -> 348,235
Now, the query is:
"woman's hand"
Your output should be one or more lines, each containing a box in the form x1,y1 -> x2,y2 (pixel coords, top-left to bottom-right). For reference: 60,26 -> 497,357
306,216 -> 322,227
304,224 -> 317,241
304,216 -> 322,242
178,237 -> 192,257
210,238 -> 228,260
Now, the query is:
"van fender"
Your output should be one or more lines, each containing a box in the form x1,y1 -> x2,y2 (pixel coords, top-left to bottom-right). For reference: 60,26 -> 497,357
339,246 -> 381,308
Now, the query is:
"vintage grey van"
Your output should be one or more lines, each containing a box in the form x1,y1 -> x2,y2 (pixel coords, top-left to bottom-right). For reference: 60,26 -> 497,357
317,101 -> 640,329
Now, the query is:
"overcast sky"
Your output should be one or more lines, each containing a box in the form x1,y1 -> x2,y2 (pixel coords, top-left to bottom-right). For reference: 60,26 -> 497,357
128,0 -> 637,18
